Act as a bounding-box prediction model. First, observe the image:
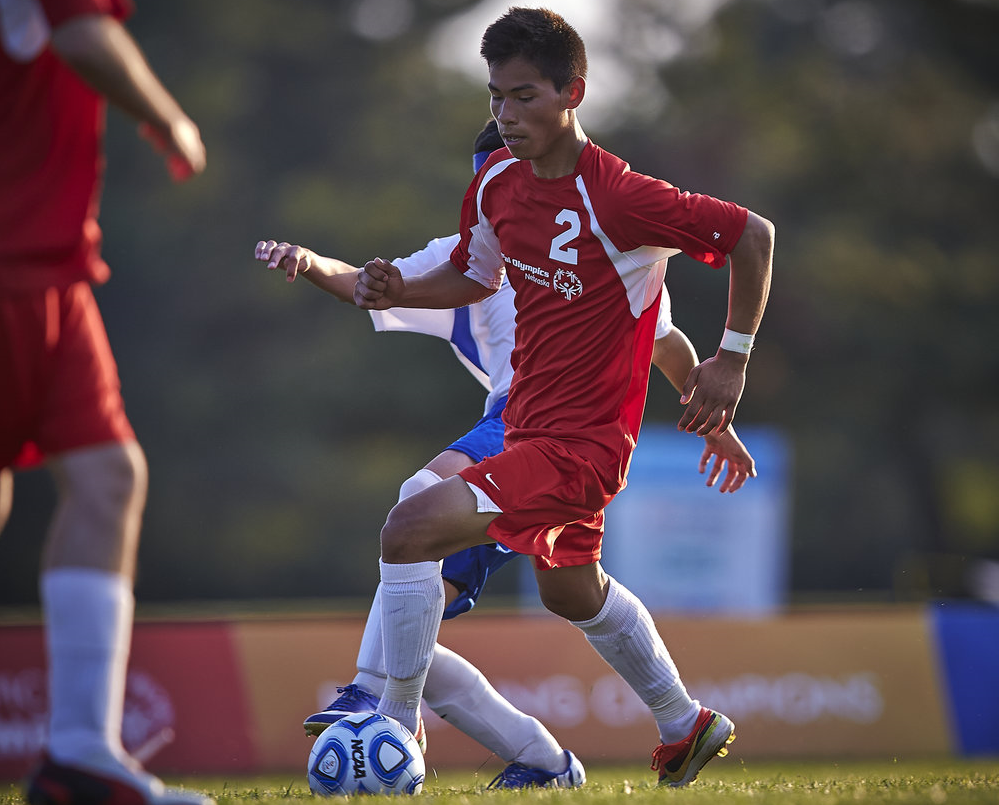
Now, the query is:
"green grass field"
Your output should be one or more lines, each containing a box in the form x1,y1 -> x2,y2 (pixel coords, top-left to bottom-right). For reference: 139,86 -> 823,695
4,760 -> 996,805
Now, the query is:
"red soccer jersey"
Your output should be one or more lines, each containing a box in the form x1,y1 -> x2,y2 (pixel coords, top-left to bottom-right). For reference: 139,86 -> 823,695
451,140 -> 748,493
0,0 -> 132,291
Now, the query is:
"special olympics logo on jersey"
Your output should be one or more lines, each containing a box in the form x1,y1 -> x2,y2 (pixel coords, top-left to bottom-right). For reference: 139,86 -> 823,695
553,269 -> 583,301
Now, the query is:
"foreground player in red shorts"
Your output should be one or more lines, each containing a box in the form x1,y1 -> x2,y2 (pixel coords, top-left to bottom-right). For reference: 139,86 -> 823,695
354,7 -> 775,788
0,2 -> 209,804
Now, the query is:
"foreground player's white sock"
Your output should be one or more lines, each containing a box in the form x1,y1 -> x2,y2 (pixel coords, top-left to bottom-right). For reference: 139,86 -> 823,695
423,644 -> 566,770
42,568 -> 133,766
376,559 -> 444,734
571,576 -> 698,744
353,469 -> 444,698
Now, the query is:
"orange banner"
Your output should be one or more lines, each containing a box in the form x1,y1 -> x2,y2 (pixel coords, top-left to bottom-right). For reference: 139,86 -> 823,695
433,609 -> 952,763
1,607 -> 952,781
233,607 -> 951,773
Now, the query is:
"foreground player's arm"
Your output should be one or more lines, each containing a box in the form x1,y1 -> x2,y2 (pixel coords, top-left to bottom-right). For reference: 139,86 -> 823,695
0,467 -> 13,533
678,211 -> 775,436
355,258 -> 494,311
652,329 -> 756,493
255,240 -> 359,303
50,14 -> 205,180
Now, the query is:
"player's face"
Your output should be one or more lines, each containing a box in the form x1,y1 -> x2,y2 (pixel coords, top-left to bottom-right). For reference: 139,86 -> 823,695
488,56 -> 580,174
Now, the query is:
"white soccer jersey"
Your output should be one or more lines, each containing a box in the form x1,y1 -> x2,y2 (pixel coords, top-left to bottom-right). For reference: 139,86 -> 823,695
368,235 -> 516,415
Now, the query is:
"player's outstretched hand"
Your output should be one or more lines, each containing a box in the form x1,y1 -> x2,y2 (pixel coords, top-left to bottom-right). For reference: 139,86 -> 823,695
138,115 -> 205,182
354,257 -> 403,310
678,351 -> 747,436
699,427 -> 756,493
255,240 -> 316,282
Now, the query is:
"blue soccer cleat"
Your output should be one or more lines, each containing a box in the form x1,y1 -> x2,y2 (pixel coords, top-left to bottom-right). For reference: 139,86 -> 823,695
304,684 -> 427,753
303,684 -> 380,737
486,750 -> 585,789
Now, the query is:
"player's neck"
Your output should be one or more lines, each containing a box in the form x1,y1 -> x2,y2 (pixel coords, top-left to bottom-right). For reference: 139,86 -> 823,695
530,122 -> 588,179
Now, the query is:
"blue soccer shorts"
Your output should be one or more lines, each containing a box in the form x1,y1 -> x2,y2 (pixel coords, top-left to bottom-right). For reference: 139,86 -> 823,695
443,394 -> 506,465
441,395 -> 519,619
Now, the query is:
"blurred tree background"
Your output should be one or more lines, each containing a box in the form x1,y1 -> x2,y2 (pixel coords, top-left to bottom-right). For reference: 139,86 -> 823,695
2,0 -> 997,609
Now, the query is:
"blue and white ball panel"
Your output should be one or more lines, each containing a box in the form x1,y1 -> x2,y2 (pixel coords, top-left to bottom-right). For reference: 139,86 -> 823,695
311,738 -> 347,789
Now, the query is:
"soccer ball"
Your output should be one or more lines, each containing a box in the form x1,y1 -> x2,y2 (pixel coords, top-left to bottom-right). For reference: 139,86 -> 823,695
307,712 -> 425,796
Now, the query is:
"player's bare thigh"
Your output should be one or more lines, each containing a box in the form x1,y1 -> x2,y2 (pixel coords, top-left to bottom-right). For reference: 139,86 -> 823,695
44,440 -> 148,575
424,448 -> 475,479
380,474 -> 497,564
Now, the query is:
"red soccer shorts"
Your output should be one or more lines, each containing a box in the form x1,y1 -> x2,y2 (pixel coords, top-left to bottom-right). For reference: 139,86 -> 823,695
459,436 -> 618,570
0,282 -> 135,469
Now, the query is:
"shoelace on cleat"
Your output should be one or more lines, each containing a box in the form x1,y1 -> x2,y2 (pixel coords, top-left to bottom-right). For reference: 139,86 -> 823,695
326,684 -> 377,710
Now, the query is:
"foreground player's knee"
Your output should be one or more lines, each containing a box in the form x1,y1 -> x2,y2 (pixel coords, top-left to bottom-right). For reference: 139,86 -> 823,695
95,442 -> 148,523
379,505 -> 434,564
540,590 -> 601,622
45,441 -> 149,574
537,566 -> 609,622
55,441 -> 148,523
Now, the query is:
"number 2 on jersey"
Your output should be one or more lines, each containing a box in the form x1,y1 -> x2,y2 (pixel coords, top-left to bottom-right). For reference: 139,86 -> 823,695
548,209 -> 581,265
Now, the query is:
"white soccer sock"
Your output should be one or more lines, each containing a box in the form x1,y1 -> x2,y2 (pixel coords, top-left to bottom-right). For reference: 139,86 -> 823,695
351,469 -> 444,699
376,560 -> 444,734
571,576 -> 699,744
423,644 -> 566,770
42,568 -> 133,766
352,585 -> 387,697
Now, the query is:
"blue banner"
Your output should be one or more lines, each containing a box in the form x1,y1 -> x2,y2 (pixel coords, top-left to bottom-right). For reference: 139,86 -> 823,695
930,601 -> 999,755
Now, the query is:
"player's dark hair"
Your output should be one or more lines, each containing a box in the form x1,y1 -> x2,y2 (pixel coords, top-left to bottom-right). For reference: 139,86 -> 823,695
480,7 -> 587,91
473,118 -> 503,155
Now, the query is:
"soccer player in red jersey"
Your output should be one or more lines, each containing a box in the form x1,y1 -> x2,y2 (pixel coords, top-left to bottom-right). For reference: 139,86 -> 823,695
257,123 -> 756,789
0,2 -> 209,804
354,7 -> 774,787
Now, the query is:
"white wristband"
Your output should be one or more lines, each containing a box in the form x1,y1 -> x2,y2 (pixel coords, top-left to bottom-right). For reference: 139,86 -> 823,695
720,328 -> 755,354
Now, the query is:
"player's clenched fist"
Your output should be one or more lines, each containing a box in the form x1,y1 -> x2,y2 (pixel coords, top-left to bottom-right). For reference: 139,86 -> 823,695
354,257 -> 403,310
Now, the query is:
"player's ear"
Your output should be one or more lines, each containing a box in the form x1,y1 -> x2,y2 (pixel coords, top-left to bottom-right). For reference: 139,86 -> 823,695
563,76 -> 585,110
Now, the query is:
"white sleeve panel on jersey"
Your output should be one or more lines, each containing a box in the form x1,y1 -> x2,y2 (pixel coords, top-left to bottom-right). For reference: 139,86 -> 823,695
463,159 -> 518,290
655,287 -> 674,340
575,175 -> 679,320
0,0 -> 51,62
